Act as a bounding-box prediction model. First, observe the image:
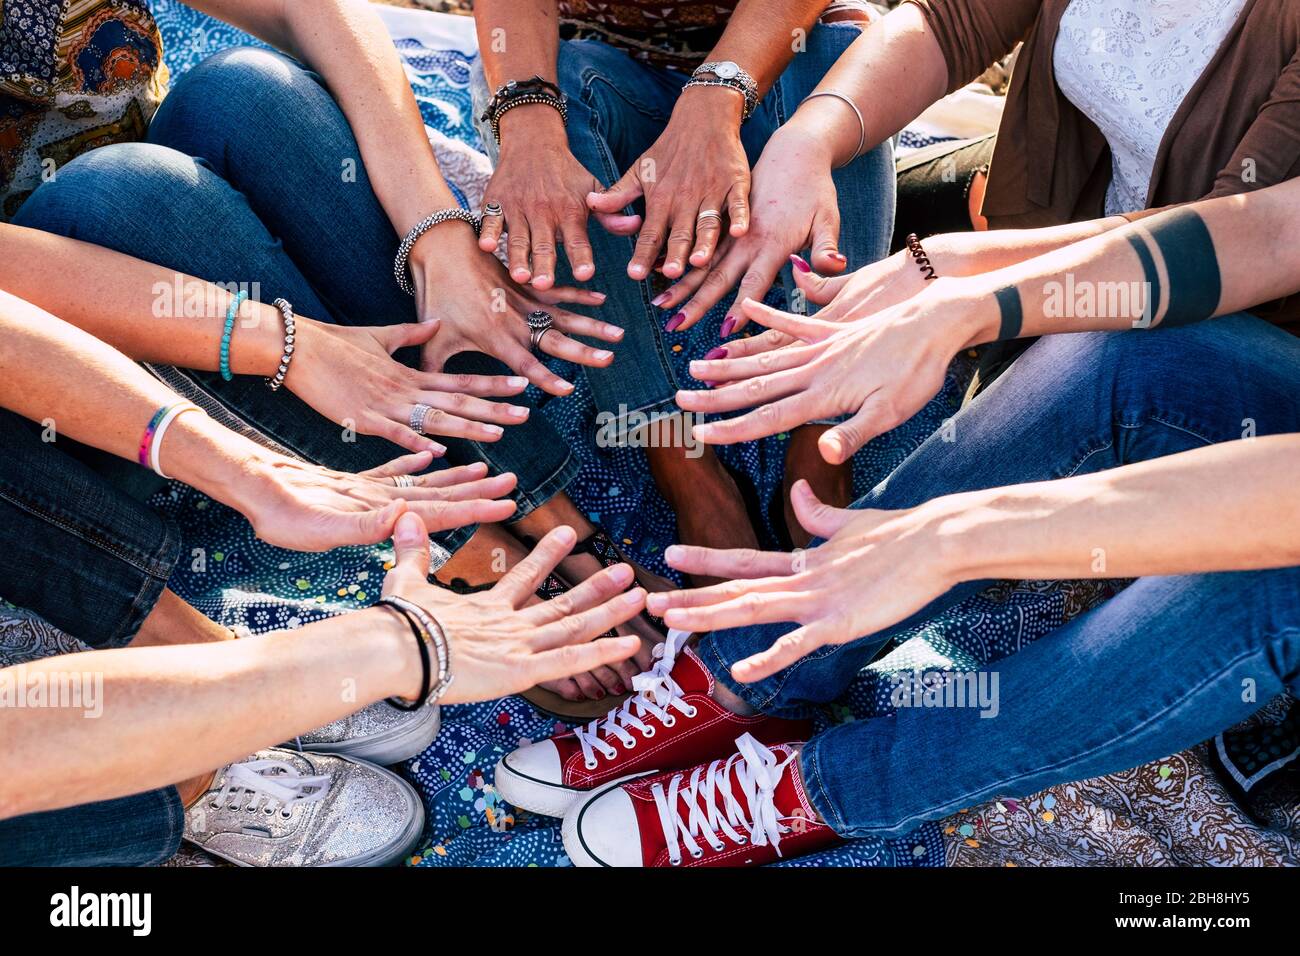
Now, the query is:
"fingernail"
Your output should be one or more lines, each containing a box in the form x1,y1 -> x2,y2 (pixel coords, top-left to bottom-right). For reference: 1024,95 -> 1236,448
703,347 -> 727,361
651,291 -> 670,307
664,313 -> 685,332
830,251 -> 847,262
533,274 -> 551,285
508,405 -> 529,419
394,512 -> 422,544
594,349 -> 614,361
507,377 -> 528,388
702,381 -> 716,388
790,254 -> 812,273
605,325 -> 625,339
613,684 -> 626,696
629,264 -> 647,279
720,316 -> 737,338
665,544 -> 684,563
429,442 -> 447,456
590,291 -> 607,301
593,689 -> 606,700
484,425 -> 504,437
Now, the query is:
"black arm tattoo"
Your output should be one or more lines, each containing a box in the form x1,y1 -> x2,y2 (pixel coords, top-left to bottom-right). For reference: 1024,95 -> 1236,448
1130,208 -> 1223,328
994,284 -> 1023,341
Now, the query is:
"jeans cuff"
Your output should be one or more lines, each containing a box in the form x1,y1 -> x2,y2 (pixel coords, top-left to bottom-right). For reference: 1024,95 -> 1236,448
507,448 -> 581,520
695,633 -> 812,720
594,398 -> 684,449
798,737 -> 852,838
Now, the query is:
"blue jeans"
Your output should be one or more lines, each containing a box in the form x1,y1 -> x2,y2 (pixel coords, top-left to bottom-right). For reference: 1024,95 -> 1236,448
13,47 -> 579,550
473,22 -> 896,438
699,315 -> 1300,837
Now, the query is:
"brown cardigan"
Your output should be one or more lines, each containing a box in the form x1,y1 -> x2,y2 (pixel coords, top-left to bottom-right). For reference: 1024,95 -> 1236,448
906,0 -> 1300,329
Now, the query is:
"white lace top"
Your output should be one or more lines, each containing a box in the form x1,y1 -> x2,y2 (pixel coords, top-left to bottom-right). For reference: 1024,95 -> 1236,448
1053,0 -> 1248,215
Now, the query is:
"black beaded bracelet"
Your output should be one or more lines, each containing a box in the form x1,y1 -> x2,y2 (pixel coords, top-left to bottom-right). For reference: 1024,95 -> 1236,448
482,76 -> 567,144
905,232 -> 940,282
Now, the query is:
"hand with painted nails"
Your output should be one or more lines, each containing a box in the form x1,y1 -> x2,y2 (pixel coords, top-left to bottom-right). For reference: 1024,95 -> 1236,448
411,237 -> 626,397
233,450 -> 520,552
587,85 -> 753,286
286,317 -> 535,456
680,276 -> 985,464
645,480 -> 952,683
478,118 -> 642,288
383,516 -> 648,704
651,124 -> 848,335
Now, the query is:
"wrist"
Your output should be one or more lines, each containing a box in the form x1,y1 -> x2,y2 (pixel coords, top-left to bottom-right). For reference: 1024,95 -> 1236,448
369,604 -> 427,702
407,220 -> 483,286
675,83 -> 746,126
230,300 -> 287,378
908,275 -> 1000,350
496,101 -> 568,145
764,121 -> 837,173
157,412 -> 269,510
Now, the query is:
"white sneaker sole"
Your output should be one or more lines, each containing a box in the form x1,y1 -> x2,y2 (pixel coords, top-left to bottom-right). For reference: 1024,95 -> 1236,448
296,703 -> 441,766
493,754 -> 583,818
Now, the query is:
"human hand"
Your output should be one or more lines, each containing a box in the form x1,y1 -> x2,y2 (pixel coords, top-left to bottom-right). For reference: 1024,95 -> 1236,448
646,481 -> 960,682
587,86 -> 753,286
382,514 -> 647,705
286,317 -> 533,455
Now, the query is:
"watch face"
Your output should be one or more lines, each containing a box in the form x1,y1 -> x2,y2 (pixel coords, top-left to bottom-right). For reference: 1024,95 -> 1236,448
713,62 -> 740,80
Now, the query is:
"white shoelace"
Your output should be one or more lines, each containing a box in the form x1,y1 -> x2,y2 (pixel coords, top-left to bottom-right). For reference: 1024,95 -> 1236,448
212,758 -> 331,817
573,630 -> 696,768
652,733 -> 797,866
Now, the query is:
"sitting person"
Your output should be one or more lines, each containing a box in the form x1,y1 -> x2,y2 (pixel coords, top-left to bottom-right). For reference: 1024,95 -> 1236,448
0,291 -> 647,866
1,0 -> 669,707
492,175 -> 1300,865
470,0 -> 895,559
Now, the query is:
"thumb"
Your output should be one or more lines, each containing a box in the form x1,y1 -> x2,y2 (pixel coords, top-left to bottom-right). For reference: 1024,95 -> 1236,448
808,207 -> 847,275
790,479 -> 856,539
790,255 -> 850,306
383,508 -> 430,589
385,319 -> 440,354
818,402 -> 880,466
587,167 -> 643,214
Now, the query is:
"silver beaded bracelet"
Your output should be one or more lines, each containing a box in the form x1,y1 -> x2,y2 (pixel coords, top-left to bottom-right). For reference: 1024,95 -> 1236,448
381,593 -> 455,709
266,298 -> 296,392
394,208 -> 481,296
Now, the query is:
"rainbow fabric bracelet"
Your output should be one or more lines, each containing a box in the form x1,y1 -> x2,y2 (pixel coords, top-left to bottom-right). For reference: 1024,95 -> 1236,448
137,401 -> 202,479
220,290 -> 249,381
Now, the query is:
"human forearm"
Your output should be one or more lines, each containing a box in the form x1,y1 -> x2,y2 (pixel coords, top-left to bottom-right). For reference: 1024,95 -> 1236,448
474,0 -> 565,144
928,435 -> 1300,585
0,608 -> 418,817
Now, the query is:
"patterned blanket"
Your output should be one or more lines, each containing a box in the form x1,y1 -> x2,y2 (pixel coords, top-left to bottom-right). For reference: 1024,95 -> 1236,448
38,1 -> 1295,867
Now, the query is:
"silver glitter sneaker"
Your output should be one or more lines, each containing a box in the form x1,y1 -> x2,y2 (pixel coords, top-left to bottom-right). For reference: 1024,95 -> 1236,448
288,700 -> 440,765
183,748 -> 425,866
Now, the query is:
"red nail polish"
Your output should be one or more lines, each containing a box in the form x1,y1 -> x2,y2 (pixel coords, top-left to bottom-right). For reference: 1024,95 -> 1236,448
790,254 -> 812,273
665,313 -> 685,332
594,689 -> 606,699
703,347 -> 727,360
720,316 -> 736,338
613,684 -> 626,696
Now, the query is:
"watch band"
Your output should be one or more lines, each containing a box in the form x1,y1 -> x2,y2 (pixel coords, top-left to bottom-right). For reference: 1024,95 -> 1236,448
692,60 -> 759,120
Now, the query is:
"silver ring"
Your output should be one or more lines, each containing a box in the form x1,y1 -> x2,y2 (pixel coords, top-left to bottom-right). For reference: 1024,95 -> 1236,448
392,474 -> 417,489
697,208 -> 722,223
483,201 -> 503,218
409,403 -> 433,435
529,326 -> 553,353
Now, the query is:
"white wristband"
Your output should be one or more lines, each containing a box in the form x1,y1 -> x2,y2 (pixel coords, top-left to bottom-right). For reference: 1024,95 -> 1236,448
150,402 -> 204,479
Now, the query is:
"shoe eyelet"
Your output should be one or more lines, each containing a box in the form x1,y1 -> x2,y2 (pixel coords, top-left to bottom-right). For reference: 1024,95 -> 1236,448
264,807 -> 275,814
662,716 -> 677,728
621,737 -> 637,750
642,727 -> 656,739
585,759 -> 598,770
737,836 -> 748,844
280,809 -> 292,819
209,802 -> 220,810
691,848 -> 704,859
684,706 -> 699,719
670,857 -> 682,867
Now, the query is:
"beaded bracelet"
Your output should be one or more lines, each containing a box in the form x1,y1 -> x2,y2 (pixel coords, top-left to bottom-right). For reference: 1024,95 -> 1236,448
266,298 -> 296,392
905,233 -> 940,282
137,401 -> 203,479
394,208 -> 481,296
220,290 -> 249,382
378,595 -> 455,710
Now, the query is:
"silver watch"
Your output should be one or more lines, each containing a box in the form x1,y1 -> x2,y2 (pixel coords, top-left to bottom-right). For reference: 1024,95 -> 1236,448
690,60 -> 758,120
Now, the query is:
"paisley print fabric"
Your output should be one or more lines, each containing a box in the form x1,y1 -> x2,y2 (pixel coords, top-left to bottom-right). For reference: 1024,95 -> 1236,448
0,0 -> 167,219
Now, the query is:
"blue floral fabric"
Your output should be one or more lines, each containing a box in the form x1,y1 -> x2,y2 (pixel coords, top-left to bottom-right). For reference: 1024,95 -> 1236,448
147,3 -> 1134,867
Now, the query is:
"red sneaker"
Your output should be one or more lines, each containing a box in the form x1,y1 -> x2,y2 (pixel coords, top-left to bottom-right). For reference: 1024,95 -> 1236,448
562,733 -> 841,866
494,631 -> 812,817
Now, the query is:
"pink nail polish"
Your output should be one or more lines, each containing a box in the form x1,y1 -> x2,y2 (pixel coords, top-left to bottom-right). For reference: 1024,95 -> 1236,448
790,254 -> 812,273
703,347 -> 728,360
664,313 -> 685,332
651,291 -> 670,307
720,316 -> 737,338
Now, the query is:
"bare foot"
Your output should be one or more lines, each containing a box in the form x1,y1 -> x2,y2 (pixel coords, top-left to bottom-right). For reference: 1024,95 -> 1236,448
783,424 -> 853,549
647,438 -> 759,587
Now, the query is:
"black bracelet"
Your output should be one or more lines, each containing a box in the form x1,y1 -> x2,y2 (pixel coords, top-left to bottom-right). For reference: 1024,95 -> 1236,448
482,76 -> 567,144
378,599 -> 431,712
905,232 -> 940,282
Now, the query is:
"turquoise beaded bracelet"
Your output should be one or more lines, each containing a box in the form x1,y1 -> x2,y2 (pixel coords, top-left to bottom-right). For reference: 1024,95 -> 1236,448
220,290 -> 249,382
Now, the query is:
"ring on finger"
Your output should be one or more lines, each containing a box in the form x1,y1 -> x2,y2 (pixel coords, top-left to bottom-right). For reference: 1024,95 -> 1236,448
483,201 -> 503,219
527,309 -> 554,355
409,403 -> 433,436
392,474 -> 417,489
696,208 -> 723,225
